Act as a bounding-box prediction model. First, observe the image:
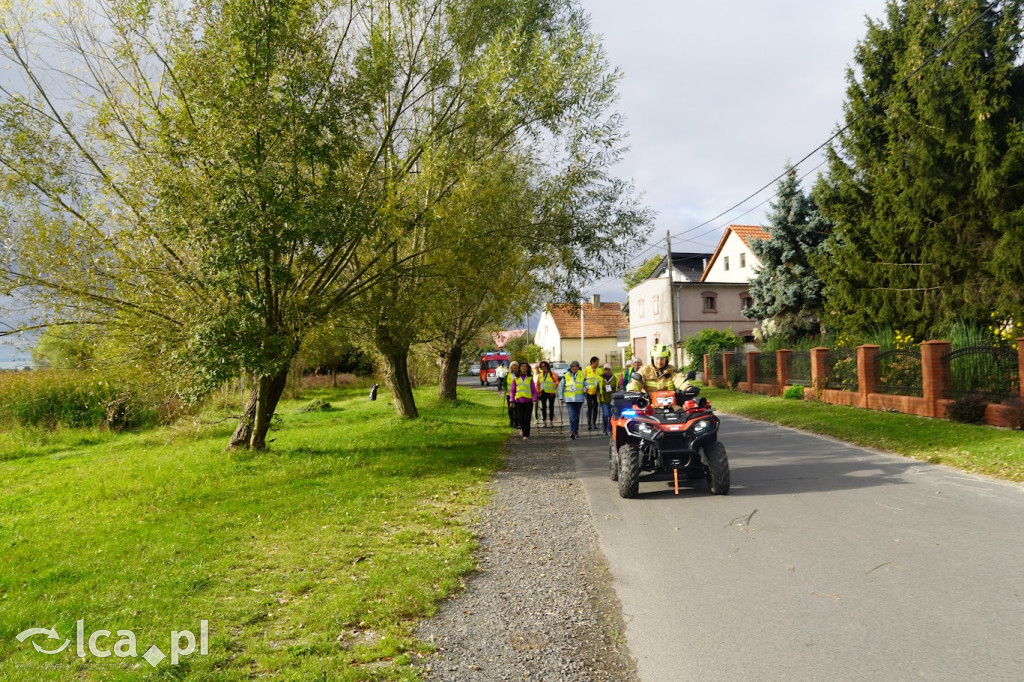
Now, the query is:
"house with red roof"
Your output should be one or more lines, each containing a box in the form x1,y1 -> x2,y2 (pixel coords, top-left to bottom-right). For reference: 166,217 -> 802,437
535,295 -> 628,365
628,225 -> 769,366
700,224 -> 770,284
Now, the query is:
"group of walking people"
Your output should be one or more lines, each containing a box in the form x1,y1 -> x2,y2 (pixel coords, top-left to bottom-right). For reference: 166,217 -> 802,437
497,354 -> 647,440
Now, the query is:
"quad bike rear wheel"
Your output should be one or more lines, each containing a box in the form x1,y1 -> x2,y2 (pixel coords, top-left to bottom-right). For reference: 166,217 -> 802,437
608,439 -> 619,481
617,443 -> 641,498
703,441 -> 730,495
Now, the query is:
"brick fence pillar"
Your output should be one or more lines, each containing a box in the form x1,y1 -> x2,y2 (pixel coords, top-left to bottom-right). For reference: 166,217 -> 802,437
777,349 -> 792,390
1018,338 -> 1024,399
746,350 -> 759,391
703,354 -> 710,383
723,352 -> 734,388
920,340 -> 952,418
857,345 -> 880,409
810,347 -> 829,391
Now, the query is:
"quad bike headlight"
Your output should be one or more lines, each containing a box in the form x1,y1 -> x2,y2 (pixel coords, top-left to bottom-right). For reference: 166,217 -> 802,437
693,419 -> 714,433
626,421 -> 656,438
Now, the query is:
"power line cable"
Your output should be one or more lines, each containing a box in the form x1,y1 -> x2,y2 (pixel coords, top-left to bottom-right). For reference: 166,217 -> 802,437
593,1 -> 1001,287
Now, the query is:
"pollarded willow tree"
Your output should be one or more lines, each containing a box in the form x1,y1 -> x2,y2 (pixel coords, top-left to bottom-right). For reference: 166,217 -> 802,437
0,0 -> 645,444
0,0 -> 405,450
421,153 -> 543,403
334,0 -> 647,416
815,0 -> 1024,338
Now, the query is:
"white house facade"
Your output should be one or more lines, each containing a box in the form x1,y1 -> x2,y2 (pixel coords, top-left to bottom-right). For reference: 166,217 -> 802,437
700,224 -> 769,283
629,226 -> 769,367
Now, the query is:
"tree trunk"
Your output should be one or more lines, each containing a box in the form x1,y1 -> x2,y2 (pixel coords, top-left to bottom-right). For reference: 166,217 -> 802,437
250,370 -> 289,450
229,377 -> 258,449
228,369 -> 289,450
437,345 -> 463,401
381,349 -> 419,418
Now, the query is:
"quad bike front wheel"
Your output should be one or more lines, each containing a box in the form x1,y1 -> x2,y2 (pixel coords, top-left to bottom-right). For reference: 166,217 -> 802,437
608,439 -> 618,481
617,443 -> 641,498
703,441 -> 730,495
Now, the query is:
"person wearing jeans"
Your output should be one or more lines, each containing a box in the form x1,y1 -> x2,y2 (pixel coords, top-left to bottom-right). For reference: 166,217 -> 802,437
510,363 -> 538,439
557,360 -> 586,439
596,363 -> 619,436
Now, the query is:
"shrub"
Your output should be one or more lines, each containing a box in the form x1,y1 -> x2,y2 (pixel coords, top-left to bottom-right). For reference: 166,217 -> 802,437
946,394 -> 988,424
783,385 -> 805,400
297,398 -> 333,413
1001,397 -> 1024,430
727,363 -> 744,388
0,370 -> 160,431
684,328 -> 743,371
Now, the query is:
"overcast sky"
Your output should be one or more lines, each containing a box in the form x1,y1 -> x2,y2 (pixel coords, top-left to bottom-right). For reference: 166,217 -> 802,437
581,0 -> 890,303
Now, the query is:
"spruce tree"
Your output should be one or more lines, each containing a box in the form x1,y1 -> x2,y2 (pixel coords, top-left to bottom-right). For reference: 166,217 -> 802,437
744,165 -> 830,342
815,0 -> 1024,338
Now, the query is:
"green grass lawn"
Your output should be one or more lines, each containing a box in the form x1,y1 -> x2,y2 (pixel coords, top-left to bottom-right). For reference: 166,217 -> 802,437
701,386 -> 1024,482
0,385 -> 508,680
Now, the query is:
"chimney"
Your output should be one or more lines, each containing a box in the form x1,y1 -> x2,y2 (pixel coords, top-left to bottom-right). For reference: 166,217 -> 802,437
590,294 -> 601,307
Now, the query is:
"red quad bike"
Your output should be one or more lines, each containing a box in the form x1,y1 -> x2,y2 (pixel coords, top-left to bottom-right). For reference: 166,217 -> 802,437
608,387 -> 730,498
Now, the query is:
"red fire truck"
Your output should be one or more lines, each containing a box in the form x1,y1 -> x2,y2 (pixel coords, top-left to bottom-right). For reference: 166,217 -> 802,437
479,350 -> 510,386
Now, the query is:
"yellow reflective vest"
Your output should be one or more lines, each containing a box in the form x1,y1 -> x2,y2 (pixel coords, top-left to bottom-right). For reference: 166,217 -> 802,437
537,371 -> 558,393
561,371 -> 585,400
513,376 -> 535,401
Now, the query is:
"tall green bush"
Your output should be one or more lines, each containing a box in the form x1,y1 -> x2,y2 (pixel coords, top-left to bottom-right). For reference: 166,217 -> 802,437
684,328 -> 743,371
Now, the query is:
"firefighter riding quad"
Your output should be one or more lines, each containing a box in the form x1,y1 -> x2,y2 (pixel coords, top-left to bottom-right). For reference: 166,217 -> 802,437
608,387 -> 730,498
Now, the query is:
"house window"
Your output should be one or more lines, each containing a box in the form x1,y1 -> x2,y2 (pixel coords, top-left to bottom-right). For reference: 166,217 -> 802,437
740,253 -> 746,268
652,295 -> 660,316
702,291 -> 718,313
723,256 -> 729,271
638,299 -> 645,319
739,291 -> 753,310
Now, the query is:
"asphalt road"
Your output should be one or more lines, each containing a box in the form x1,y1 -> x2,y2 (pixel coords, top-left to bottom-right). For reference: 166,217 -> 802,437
570,414 -> 1024,681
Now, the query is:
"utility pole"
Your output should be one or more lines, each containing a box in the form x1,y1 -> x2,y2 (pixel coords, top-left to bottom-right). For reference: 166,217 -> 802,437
666,230 -> 678,367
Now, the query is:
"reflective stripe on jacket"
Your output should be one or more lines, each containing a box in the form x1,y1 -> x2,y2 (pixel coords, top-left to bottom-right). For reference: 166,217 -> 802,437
538,371 -> 558,393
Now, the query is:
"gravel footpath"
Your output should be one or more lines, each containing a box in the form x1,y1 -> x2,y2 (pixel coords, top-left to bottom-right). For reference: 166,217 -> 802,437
415,418 -> 638,681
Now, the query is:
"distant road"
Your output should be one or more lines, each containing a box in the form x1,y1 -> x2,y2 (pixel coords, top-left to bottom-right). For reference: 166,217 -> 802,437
571,415 -> 1024,681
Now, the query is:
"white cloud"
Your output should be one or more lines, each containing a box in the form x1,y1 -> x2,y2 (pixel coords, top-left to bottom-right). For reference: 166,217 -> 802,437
584,0 -> 889,257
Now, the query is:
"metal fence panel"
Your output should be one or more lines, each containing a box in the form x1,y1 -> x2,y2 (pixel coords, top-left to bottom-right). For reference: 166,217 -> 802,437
875,348 -> 923,397
826,350 -> 858,392
756,353 -> 777,384
942,346 -> 1019,402
709,354 -> 723,379
789,351 -> 811,386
